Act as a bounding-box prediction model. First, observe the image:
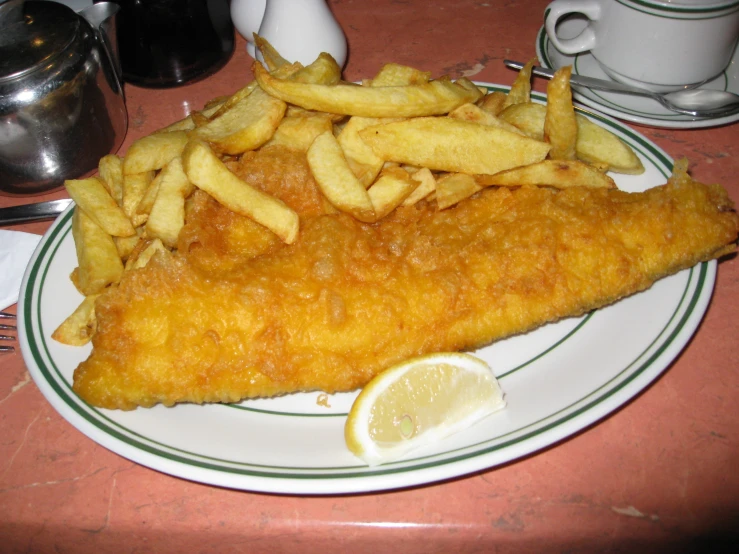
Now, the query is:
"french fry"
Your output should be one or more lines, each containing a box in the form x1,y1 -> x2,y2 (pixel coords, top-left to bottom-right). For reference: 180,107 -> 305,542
367,166 -> 417,220
254,62 -> 483,117
334,62 -> 429,186
478,90 -> 508,116
190,111 -> 211,128
306,131 -> 375,221
544,66 -> 578,161
208,54 -> 339,123
370,63 -> 431,87
359,117 -> 550,175
575,117 -> 645,174
449,103 -> 525,135
114,232 -> 143,262
475,159 -> 616,189
182,139 -> 300,243
156,99 -> 225,133
254,34 -> 291,70
97,154 -> 124,206
435,173 -> 483,210
454,77 -> 486,97
65,177 -> 135,237
289,52 -> 343,85
71,208 -> 124,295
195,86 -> 287,155
122,170 -> 156,226
135,171 -> 162,217
499,102 -> 644,174
402,167 -> 436,206
503,58 -> 536,108
337,116 -> 403,187
123,131 -> 190,174
51,294 -> 100,346
125,238 -> 169,271
263,113 -> 335,152
145,157 -> 194,248
207,66 -> 297,122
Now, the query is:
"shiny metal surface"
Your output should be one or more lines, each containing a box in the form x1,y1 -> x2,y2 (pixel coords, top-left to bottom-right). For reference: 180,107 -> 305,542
0,1 -> 127,196
0,199 -> 73,225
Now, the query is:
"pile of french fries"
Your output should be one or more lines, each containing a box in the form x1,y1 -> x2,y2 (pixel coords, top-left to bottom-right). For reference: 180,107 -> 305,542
52,42 -> 644,346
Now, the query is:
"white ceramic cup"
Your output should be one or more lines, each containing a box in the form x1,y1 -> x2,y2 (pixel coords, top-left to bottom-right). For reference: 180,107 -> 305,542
544,0 -> 739,91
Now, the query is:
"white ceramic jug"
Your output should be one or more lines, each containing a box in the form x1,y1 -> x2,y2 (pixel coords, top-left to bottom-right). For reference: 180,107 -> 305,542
231,0 -> 347,67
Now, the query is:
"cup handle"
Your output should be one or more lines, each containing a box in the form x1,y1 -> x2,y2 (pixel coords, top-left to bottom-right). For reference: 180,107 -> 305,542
544,0 -> 602,55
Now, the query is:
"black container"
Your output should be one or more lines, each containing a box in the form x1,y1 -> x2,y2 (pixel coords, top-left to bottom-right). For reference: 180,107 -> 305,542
99,0 -> 234,88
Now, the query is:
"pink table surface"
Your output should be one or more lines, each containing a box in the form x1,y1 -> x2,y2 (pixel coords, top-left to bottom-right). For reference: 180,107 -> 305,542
1,1 -> 737,552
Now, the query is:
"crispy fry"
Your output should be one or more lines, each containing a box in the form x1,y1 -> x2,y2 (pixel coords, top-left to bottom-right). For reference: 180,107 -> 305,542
65,177 -> 135,237
194,86 -> 287,155
182,139 -> 300,243
504,58 -> 536,108
402,167 -> 436,206
475,160 -> 616,189
71,208 -> 124,295
306,131 -> 375,221
254,62 -> 483,117
478,90 -> 508,116
367,166 -> 417,220
288,52 -> 343,85
136,171 -> 163,216
123,131 -> 190,174
190,111 -> 211,128
544,66 -> 578,161
263,113 -> 335,152
122,170 -> 155,226
575,116 -> 645,174
449,103 -> 525,135
359,117 -> 550,175
51,294 -> 100,346
114,232 -> 143,262
125,238 -> 169,271
97,154 -> 124,206
499,102 -> 644,174
337,116 -> 403,187
157,100 -> 226,133
435,172 -> 483,209
370,63 -> 432,87
146,157 -> 195,248
254,34 -> 291,70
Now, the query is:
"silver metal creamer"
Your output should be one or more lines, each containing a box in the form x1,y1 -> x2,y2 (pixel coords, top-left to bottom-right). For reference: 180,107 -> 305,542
0,0 -> 127,195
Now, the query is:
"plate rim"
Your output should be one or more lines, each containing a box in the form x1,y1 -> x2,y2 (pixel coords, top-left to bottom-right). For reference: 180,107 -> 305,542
17,86 -> 717,494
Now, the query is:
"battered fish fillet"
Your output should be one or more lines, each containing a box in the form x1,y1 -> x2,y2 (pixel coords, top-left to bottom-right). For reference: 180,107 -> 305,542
73,167 -> 738,409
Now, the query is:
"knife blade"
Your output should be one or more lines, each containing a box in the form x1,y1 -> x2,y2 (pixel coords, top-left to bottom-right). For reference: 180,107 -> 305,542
0,198 -> 74,225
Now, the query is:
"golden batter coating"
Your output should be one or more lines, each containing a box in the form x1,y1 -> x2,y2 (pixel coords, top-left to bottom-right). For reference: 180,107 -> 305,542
73,164 -> 738,410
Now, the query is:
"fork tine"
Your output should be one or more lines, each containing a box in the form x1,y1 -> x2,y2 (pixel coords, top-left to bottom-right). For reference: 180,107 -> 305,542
0,312 -> 17,352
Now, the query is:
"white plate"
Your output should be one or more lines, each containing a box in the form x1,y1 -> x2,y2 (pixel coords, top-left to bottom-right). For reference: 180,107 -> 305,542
536,22 -> 739,128
18,89 -> 716,494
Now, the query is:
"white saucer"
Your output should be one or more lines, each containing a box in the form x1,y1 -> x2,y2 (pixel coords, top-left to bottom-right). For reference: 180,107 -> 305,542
535,22 -> 739,129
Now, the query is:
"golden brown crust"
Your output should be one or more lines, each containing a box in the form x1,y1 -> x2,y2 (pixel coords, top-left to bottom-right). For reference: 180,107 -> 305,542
72,170 -> 738,410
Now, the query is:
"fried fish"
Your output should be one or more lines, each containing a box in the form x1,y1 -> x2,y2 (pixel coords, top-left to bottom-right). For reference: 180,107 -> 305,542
72,164 -> 738,409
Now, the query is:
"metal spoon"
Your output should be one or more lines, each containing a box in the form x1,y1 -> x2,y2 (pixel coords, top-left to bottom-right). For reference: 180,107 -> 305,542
504,60 -> 739,119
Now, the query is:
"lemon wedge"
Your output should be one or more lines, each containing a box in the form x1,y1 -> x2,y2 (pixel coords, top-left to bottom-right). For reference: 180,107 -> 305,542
345,352 -> 506,466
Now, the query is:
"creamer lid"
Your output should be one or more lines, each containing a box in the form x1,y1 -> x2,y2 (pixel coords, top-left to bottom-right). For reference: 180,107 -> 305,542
0,0 -> 80,82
